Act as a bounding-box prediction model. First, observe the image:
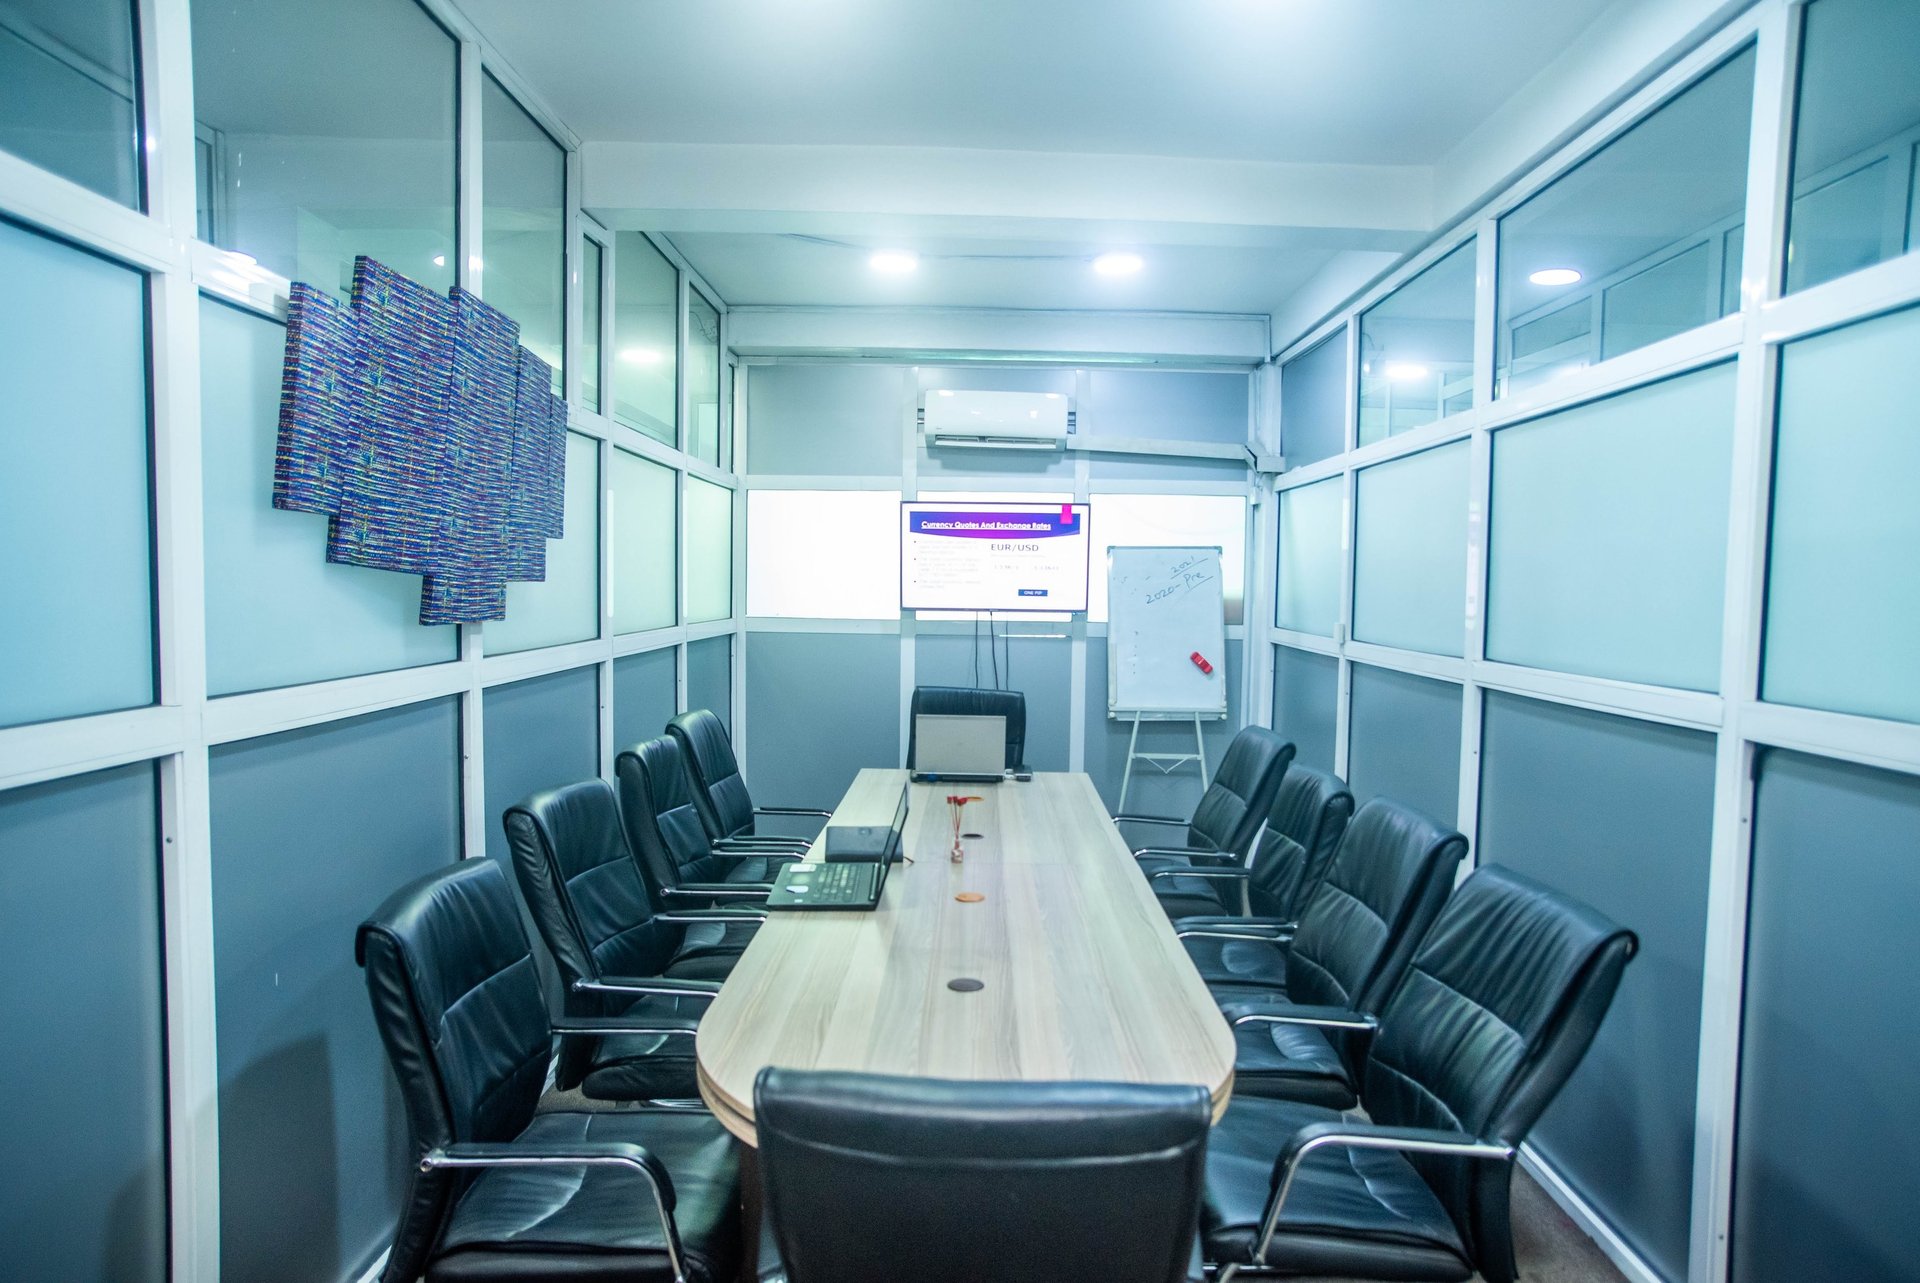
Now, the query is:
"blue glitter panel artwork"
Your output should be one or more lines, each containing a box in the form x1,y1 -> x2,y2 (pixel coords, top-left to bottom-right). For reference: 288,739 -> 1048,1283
273,256 -> 571,625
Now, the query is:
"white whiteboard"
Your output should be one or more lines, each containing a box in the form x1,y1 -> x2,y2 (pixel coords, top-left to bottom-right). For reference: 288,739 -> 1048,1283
1107,546 -> 1228,716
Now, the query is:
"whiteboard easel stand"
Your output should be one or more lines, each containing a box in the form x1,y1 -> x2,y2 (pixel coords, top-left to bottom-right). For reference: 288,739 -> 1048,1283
1116,710 -> 1211,814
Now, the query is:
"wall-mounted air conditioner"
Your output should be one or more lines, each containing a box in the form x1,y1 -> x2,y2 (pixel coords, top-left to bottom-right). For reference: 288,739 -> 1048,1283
921,389 -> 1071,450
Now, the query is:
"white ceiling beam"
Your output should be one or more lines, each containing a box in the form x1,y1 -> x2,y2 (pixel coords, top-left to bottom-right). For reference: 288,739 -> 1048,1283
727,306 -> 1270,366
584,141 -> 1433,238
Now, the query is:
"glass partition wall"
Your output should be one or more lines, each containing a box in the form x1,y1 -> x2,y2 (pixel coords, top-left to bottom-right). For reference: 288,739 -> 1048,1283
0,2 -> 740,1278
1268,5 -> 1920,1283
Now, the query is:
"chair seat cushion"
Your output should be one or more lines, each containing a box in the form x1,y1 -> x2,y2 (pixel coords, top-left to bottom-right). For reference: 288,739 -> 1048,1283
431,1108 -> 741,1283
579,995 -> 711,1102
1202,1096 -> 1472,1281
1217,1007 -> 1357,1109
1184,933 -> 1291,991
662,918 -> 756,982
724,856 -> 788,884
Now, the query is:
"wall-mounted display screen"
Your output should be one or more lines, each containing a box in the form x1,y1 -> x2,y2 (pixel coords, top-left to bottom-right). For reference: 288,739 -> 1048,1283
900,501 -> 1090,613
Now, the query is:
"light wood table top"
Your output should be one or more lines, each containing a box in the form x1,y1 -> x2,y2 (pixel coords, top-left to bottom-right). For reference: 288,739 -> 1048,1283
695,768 -> 1237,1145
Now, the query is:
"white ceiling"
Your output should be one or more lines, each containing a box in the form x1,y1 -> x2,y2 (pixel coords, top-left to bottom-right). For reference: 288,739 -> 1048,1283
456,0 -> 1687,327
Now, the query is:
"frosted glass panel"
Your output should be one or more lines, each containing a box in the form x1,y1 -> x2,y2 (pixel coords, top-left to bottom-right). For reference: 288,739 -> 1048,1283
200,297 -> 457,694
1488,365 -> 1734,689
191,0 -> 456,296
1764,306 -> 1920,721
1358,243 -> 1475,444
581,238 -> 603,413
613,233 -> 677,444
482,75 -> 564,389
747,490 -> 901,620
1273,645 -> 1338,775
687,635 -> 731,737
1346,664 -> 1460,827
0,0 -> 140,207
1276,478 -> 1344,637
1786,0 -> 1920,294
1089,493 -> 1247,624
1281,331 -> 1347,469
1497,48 -> 1753,395
688,289 -> 722,466
685,476 -> 733,624
609,448 -> 676,634
1353,443 -> 1468,656
491,432 -> 600,654
0,220 -> 153,729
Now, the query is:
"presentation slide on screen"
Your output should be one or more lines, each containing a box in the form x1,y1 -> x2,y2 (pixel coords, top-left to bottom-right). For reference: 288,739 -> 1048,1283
901,503 -> 1091,612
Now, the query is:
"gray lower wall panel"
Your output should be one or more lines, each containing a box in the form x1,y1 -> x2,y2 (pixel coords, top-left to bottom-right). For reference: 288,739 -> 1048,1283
687,635 -> 733,738
1733,751 -> 1920,1283
1346,663 -> 1462,827
913,631 -> 1072,771
0,763 -> 167,1283
209,700 -> 462,1283
1273,645 -> 1339,776
483,666 -> 602,1008
1084,636 -> 1244,814
1477,692 -> 1712,1282
746,631 -> 901,808
613,646 -> 678,752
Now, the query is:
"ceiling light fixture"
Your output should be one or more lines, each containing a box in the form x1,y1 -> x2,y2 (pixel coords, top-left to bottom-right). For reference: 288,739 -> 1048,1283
869,250 -> 919,274
1093,251 -> 1145,276
1384,362 -> 1430,382
1529,267 -> 1583,287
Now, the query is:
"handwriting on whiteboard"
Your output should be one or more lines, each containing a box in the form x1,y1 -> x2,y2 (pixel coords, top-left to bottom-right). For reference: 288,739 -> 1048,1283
1144,570 -> 1215,606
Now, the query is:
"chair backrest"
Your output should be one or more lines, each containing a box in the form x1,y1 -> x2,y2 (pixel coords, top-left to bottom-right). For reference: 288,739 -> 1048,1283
502,777 -> 677,1010
615,735 -> 730,895
1187,726 -> 1294,856
1362,864 -> 1637,1283
1286,797 -> 1466,1018
1246,765 -> 1355,919
755,1070 -> 1210,1283
667,708 -> 754,841
906,685 -> 1028,771
356,859 -> 553,1283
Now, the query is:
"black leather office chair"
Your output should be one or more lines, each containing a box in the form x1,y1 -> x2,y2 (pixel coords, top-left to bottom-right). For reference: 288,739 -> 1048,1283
617,735 -> 799,897
1179,797 -> 1466,1106
1118,726 -> 1293,866
1201,865 -> 1637,1282
504,778 -> 758,1100
1143,765 -> 1354,919
754,1069 -> 1211,1283
668,709 -> 830,847
357,859 -> 743,1283
905,685 -> 1028,771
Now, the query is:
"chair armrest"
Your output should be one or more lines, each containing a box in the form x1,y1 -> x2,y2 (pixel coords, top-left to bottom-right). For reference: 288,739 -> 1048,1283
1112,813 -> 1191,828
1148,865 -> 1249,885
658,909 -> 768,925
553,1016 -> 699,1040
1219,1000 -> 1378,1034
570,976 -> 722,1003
1174,915 -> 1296,933
1134,845 -> 1228,861
665,884 -> 772,901
1253,1123 -> 1513,1266
715,834 -> 811,849
708,843 -> 806,860
754,805 -> 833,819
423,1141 -> 685,1277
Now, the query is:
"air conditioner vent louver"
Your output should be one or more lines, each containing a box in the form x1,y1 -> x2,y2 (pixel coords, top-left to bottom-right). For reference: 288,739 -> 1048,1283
921,389 -> 1070,451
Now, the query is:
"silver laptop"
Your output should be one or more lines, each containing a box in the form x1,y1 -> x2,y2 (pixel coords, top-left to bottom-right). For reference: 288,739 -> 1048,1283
911,714 -> 1007,783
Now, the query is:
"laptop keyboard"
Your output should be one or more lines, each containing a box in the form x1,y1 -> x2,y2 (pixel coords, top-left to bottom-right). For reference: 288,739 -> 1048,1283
780,862 -> 873,905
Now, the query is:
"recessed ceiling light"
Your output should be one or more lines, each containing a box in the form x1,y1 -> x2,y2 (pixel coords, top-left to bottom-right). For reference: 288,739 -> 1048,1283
869,250 -> 919,274
1529,267 -> 1582,287
433,254 -> 446,267
618,347 -> 665,365
1384,362 -> 1430,382
1093,251 -> 1145,276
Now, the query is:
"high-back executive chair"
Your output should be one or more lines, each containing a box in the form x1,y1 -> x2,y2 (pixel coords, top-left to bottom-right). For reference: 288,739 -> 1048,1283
754,1069 -> 1211,1283
357,859 -> 743,1283
1181,797 -> 1467,1106
1144,764 -> 1354,920
504,778 -> 758,1101
1200,865 -> 1637,1282
1119,726 -> 1294,867
617,735 -> 800,894
904,684 -> 1028,771
668,708 -> 830,848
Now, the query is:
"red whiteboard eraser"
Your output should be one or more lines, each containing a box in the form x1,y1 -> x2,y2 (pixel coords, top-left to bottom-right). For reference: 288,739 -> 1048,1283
1190,651 -> 1214,675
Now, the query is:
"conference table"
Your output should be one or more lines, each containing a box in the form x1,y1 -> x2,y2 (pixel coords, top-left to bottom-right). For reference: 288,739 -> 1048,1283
695,768 -> 1237,1144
